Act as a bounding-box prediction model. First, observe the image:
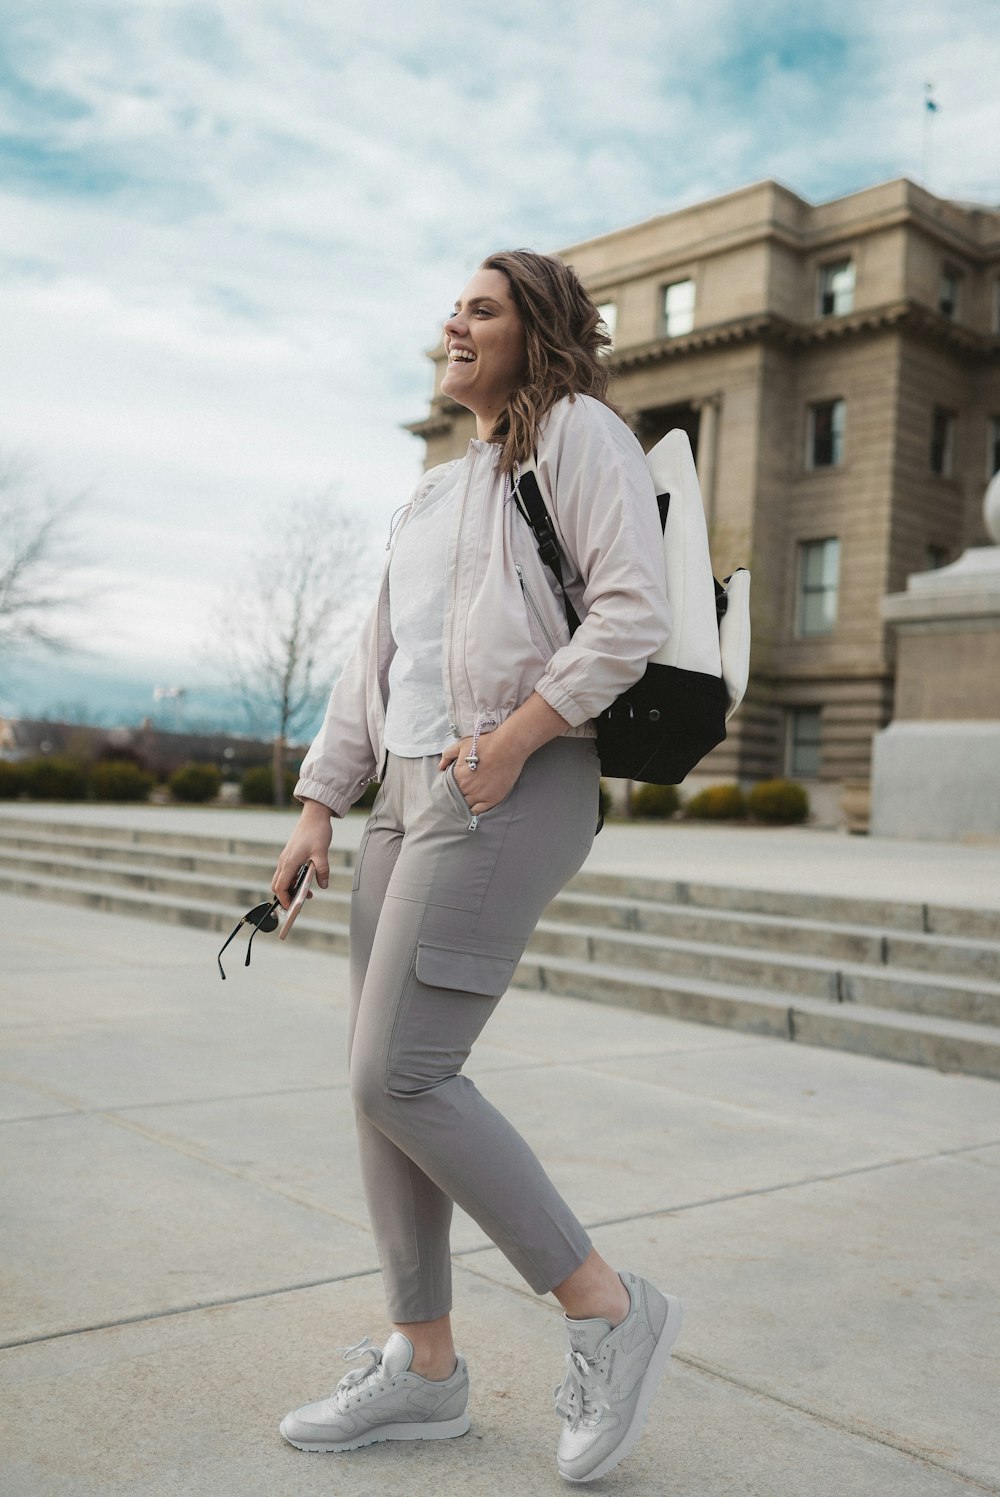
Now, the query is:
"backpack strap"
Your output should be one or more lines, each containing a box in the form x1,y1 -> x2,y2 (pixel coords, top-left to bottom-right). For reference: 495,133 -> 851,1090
510,468 -> 582,636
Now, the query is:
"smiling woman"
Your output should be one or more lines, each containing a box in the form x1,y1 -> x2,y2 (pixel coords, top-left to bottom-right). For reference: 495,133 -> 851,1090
440,268 -> 528,434
266,249 -> 679,1482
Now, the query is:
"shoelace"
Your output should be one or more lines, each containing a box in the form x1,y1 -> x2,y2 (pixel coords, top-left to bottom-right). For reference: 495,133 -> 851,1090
332,1336 -> 383,1409
554,1349 -> 611,1430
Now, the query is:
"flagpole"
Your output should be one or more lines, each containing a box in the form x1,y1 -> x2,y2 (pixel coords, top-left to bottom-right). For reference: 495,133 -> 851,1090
922,83 -> 938,187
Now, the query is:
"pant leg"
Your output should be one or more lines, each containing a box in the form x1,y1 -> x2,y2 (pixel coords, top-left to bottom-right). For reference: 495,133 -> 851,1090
349,739 -> 600,1323
348,762 -> 458,1320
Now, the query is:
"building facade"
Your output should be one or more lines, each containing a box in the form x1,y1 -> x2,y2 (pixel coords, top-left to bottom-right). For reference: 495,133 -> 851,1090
407,178 -> 1000,803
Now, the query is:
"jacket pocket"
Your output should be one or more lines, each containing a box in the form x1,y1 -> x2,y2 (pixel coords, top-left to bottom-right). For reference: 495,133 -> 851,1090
415,940 -> 518,997
515,563 -> 561,655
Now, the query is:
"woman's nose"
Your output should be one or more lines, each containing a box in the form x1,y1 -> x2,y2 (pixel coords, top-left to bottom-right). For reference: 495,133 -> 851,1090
444,310 -> 466,337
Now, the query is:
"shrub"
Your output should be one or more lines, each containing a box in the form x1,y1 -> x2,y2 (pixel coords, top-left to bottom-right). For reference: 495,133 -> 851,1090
169,761 -> 222,804
240,765 -> 297,805
0,761 -> 25,799
89,759 -> 155,803
630,783 -> 680,819
20,756 -> 88,801
747,778 -> 810,824
684,783 -> 746,820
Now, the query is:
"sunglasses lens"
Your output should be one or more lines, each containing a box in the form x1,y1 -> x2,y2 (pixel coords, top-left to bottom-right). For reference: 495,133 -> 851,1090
247,902 -> 279,933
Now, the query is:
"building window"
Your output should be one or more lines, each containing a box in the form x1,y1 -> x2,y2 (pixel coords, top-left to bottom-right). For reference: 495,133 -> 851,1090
808,399 -> 846,468
595,300 -> 617,352
930,407 -> 955,476
788,707 -> 822,777
818,260 -> 855,316
939,265 -> 962,319
797,538 -> 840,637
990,417 -> 1000,477
662,279 -> 695,337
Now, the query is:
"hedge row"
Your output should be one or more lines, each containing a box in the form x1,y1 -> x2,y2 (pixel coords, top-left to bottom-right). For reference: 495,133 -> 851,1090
0,757 -> 301,806
623,778 -> 809,825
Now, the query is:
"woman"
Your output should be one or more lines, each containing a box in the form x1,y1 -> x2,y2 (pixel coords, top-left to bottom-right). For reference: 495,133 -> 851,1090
271,250 -> 682,1483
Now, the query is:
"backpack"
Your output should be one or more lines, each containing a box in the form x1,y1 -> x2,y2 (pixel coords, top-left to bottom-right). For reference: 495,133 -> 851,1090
513,427 -> 751,784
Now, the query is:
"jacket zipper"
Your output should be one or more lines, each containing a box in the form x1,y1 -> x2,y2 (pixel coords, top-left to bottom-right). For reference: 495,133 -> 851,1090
515,564 -> 561,655
447,453 -> 478,736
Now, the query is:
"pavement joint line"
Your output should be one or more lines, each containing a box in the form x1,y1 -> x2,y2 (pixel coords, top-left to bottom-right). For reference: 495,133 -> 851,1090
0,1038 -> 766,1126
676,1352 -> 1000,1495
89,1106 -> 375,1232
0,1267 -> 386,1353
9,1134 -> 997,1358
448,1136 -> 1000,1247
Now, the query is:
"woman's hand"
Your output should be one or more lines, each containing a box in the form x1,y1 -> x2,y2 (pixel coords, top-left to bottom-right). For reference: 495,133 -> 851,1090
438,731 -> 525,816
271,800 -> 333,908
438,694 -> 570,815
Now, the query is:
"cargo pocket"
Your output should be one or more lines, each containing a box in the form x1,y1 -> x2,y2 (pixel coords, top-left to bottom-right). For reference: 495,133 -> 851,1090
415,941 -> 519,997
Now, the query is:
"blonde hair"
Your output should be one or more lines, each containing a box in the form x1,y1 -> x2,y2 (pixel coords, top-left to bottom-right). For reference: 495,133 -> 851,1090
481,249 -> 619,474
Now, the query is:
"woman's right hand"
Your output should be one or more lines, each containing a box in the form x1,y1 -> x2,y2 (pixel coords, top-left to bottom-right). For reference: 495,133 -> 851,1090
271,800 -> 333,908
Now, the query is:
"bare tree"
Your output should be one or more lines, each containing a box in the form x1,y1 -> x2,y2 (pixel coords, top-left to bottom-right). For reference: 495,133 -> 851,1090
0,451 -> 89,658
214,490 -> 379,805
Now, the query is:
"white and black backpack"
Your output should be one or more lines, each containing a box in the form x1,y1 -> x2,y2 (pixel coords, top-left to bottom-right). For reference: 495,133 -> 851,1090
513,428 -> 750,784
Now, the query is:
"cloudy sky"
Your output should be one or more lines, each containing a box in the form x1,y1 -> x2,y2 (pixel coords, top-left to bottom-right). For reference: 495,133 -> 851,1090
2,0 -> 998,728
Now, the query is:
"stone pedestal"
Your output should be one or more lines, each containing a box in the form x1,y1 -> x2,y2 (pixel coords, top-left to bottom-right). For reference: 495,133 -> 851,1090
870,475 -> 1000,841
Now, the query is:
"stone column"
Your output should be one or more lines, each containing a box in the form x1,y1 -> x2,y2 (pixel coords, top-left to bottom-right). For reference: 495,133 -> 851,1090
691,393 -> 721,526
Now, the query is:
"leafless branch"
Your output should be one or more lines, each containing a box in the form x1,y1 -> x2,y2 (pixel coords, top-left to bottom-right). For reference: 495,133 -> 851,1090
212,488 -> 379,752
0,450 -> 92,655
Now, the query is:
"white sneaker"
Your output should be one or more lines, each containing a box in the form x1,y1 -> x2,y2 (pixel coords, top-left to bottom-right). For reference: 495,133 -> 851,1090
554,1271 -> 682,1483
279,1333 -> 470,1452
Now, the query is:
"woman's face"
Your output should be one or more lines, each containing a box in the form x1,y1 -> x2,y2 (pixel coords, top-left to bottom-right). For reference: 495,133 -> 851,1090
440,267 -> 527,437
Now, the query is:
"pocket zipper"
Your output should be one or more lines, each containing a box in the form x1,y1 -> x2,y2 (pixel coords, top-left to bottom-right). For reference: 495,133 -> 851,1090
444,762 -> 480,831
515,564 -> 560,654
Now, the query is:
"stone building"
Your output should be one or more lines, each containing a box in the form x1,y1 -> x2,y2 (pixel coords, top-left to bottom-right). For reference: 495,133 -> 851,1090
407,178 -> 1000,809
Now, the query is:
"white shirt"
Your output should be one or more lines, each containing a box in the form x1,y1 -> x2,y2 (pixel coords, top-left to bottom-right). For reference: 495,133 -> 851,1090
382,464 -> 460,756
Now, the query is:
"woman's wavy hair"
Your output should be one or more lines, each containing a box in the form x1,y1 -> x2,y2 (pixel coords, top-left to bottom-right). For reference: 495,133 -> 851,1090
480,249 -> 619,474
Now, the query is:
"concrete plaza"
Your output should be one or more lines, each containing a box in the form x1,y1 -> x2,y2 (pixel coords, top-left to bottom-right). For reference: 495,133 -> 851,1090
1,810 -> 999,1495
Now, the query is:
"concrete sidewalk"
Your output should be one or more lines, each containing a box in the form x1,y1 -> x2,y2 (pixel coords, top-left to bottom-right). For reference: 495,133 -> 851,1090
2,871 -> 999,1497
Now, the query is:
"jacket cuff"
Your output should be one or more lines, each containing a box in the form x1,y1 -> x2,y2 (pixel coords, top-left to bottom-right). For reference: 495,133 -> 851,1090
534,673 -> 591,728
293,777 -> 353,818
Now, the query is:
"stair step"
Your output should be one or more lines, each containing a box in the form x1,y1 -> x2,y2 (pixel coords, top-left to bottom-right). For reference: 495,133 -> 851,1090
0,827 -> 356,881
529,920 -> 1000,1026
545,892 -> 1000,981
512,953 -> 1000,1081
0,847 -> 356,903
3,813 -> 998,1081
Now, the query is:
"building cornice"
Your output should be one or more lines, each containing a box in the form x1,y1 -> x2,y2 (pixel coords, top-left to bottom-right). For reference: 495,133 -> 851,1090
404,399 -> 466,440
610,300 -> 1000,373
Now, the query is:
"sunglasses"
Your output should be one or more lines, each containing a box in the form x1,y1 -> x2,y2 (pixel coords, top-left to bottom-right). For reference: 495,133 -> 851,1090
216,861 -> 312,980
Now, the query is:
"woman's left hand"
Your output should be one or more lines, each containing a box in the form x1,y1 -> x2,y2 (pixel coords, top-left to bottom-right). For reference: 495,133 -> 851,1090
438,730 -> 526,816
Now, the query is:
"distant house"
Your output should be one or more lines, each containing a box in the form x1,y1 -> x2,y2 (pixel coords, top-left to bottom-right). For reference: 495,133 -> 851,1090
0,717 -> 306,778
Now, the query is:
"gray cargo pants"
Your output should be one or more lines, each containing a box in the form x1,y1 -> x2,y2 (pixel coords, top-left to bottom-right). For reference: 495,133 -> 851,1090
347,737 -> 601,1323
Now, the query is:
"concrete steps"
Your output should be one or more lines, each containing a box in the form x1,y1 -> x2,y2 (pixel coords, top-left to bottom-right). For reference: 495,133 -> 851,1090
2,814 -> 999,1079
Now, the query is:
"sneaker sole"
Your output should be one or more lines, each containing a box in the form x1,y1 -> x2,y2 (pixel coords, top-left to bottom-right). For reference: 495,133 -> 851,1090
280,1412 -> 471,1452
559,1293 -> 683,1484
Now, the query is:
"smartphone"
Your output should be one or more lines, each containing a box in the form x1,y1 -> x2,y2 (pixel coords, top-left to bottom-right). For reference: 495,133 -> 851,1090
278,861 -> 315,941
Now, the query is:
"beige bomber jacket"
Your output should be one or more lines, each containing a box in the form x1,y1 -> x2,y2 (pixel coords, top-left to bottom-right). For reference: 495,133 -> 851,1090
294,394 -> 671,816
